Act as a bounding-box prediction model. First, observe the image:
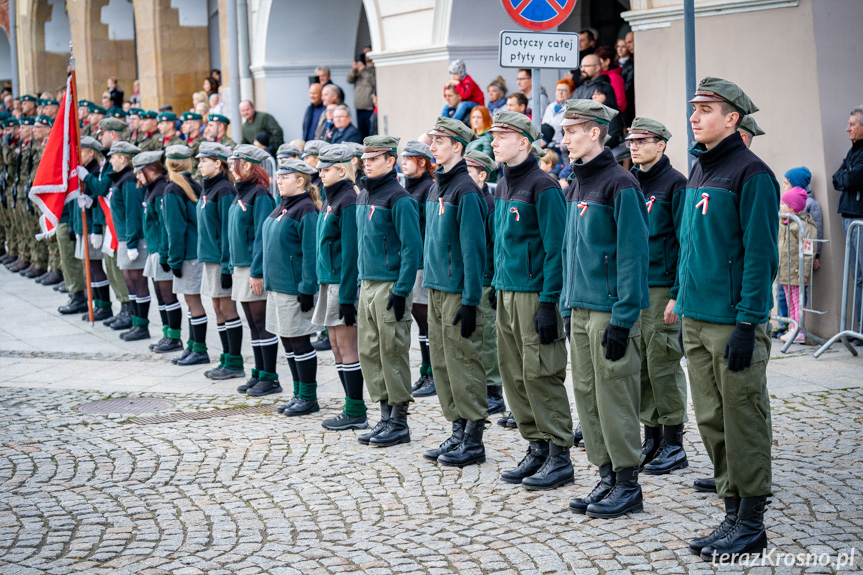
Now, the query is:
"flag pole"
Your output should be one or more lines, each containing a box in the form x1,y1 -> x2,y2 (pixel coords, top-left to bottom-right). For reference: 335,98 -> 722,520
70,44 -> 94,324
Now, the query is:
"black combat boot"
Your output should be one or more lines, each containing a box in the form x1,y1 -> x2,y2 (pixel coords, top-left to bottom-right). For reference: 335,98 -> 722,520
497,412 -> 512,427
103,302 -> 126,326
689,498 -> 740,555
110,307 -> 133,330
574,422 -> 584,448
643,423 -> 688,474
501,440 -> 548,484
58,291 -> 88,314
412,374 -> 427,393
369,403 -> 410,447
413,374 -> 436,397
640,424 -> 663,468
438,419 -> 486,467
358,401 -> 391,445
522,441 -> 574,490
487,386 -> 506,415
311,330 -> 331,351
586,466 -> 643,518
694,477 -> 717,493
121,325 -> 151,341
699,497 -> 768,561
569,463 -> 616,514
423,419 -> 465,461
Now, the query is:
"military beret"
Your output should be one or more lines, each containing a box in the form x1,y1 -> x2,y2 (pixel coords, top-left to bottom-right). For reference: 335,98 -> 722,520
78,99 -> 92,108
689,76 -> 758,116
80,136 -> 102,151
531,142 -> 546,159
108,141 -> 141,156
98,117 -> 127,133
139,110 -> 158,120
107,106 -> 128,119
739,115 -> 765,137
34,115 -> 53,127
128,108 -> 144,117
2,118 -> 19,128
276,143 -> 301,159
230,144 -> 270,164
317,144 -> 354,168
464,149 -> 496,174
343,142 -> 364,158
560,99 -> 618,127
42,99 -> 59,107
19,117 -> 35,126
20,94 -> 36,103
180,112 -> 203,122
132,150 -> 164,171
302,140 -> 328,158
88,104 -> 107,115
401,140 -> 433,160
428,116 -> 476,147
207,113 -> 230,125
277,157 -> 319,176
157,112 -> 177,122
626,117 -> 672,141
165,144 -> 192,160
196,141 -> 230,161
35,98 -> 44,107
488,111 -> 541,143
361,135 -> 400,159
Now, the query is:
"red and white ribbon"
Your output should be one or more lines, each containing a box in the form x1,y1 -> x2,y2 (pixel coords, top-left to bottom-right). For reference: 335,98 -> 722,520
368,205 -> 376,220
439,197 -> 444,215
577,201 -> 589,216
645,195 -> 656,214
695,192 -> 709,215
324,205 -> 333,220
202,195 -> 207,208
238,199 -> 247,212
277,208 -> 287,222
509,206 -> 519,221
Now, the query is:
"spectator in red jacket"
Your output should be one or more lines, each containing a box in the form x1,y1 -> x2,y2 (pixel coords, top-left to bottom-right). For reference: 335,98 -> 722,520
441,59 -> 484,124
595,46 -> 627,114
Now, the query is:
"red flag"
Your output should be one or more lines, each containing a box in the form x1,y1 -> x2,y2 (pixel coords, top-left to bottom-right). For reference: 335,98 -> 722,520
98,195 -> 119,253
28,72 -> 81,234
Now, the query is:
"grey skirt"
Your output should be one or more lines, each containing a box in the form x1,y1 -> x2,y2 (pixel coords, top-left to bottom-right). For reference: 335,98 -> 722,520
143,252 -> 173,281
231,265 -> 267,302
75,235 -> 103,260
117,240 -> 147,270
201,261 -> 232,298
412,269 -> 428,305
172,259 -> 203,295
312,283 -> 357,327
266,290 -> 320,338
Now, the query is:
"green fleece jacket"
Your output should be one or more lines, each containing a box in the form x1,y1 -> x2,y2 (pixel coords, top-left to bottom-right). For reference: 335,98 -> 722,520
317,179 -> 360,304
160,174 -> 200,269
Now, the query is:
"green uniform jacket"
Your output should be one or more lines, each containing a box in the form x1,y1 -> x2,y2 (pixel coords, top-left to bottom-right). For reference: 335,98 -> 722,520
675,133 -> 780,325
217,135 -> 237,149
466,130 -> 493,157
317,179 -> 359,304
196,172 -> 234,275
186,133 -> 203,183
561,148 -> 649,330
142,176 -> 168,253
228,179 -> 275,278
356,169 -> 421,298
422,160 -> 487,306
240,111 -> 284,149
73,159 -> 104,235
160,134 -> 184,150
160,174 -> 200,269
492,155 -> 565,304
404,172 -> 434,269
106,167 -> 138,244
631,155 -> 687,293
481,183 -> 495,287
137,131 -> 161,152
262,192 -> 319,295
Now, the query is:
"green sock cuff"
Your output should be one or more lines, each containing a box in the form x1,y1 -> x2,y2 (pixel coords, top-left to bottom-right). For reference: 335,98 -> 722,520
426,364 -> 433,377
344,398 -> 367,416
192,341 -> 208,353
167,328 -> 182,339
293,380 -> 300,396
95,299 -> 111,309
216,353 -> 226,368
224,354 -> 244,369
138,317 -> 149,326
186,338 -> 194,350
251,368 -> 259,379
299,381 -> 317,401
258,370 -> 279,382
419,363 -> 427,376
162,325 -> 169,338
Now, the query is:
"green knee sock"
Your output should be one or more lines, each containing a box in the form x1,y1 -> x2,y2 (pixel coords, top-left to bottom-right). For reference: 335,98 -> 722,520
344,397 -> 366,416
299,381 -> 317,401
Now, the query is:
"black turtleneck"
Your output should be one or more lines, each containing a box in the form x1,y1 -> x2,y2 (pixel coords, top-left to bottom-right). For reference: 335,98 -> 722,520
566,147 -> 639,205
632,154 -> 686,203
359,168 -> 409,209
322,178 -> 357,217
269,191 -> 317,221
498,152 -> 561,204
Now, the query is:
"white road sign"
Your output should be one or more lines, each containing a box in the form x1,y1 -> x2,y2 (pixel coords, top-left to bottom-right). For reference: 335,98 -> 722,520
498,30 -> 580,69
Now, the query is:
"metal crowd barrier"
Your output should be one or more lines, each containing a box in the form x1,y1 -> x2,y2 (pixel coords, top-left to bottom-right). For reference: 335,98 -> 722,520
772,211 -> 829,353
815,219 -> 863,358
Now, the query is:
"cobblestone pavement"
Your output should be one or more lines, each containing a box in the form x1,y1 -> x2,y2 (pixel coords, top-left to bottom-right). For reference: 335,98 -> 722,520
2,272 -> 863,574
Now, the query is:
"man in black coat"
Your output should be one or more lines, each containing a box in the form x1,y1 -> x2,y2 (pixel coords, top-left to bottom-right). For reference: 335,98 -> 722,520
833,105 -> 863,331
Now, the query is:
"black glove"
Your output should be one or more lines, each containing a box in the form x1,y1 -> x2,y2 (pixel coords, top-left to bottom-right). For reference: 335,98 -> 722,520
220,273 -> 233,290
386,292 -> 406,321
452,305 -> 477,338
339,303 -> 357,327
564,315 -> 571,341
488,288 -> 497,311
160,262 -> 171,272
171,267 -> 183,278
67,226 -> 76,241
724,321 -> 756,372
297,292 -> 314,313
533,302 -> 559,345
601,323 -> 630,361
678,327 -> 685,357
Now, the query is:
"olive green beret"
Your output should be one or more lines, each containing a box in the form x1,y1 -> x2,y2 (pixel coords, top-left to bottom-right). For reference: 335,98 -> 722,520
626,117 -> 672,141
488,111 -> 541,143
739,115 -> 765,137
560,99 -> 618,127
689,76 -> 758,116
464,149 -> 496,174
428,117 -> 476,147
361,135 -> 400,159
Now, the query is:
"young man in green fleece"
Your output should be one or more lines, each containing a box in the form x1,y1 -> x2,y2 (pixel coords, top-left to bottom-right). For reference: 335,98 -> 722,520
680,77 -> 778,561
421,117 -> 489,468
489,111 -> 573,491
355,135 -> 422,448
560,99 -> 650,519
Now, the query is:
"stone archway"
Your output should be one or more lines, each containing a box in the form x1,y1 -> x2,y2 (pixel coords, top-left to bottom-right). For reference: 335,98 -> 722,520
16,0 -> 70,96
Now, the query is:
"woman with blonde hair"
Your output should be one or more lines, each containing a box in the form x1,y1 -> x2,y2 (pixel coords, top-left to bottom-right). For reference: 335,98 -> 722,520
160,145 -> 209,365
314,144 -> 366,429
228,145 -> 278,396
263,157 -> 321,416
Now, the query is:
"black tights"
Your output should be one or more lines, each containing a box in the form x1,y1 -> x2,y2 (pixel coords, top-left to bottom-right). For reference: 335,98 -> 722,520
242,300 -> 276,372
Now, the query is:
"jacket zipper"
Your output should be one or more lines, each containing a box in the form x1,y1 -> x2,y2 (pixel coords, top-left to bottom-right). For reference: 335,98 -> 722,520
290,255 -> 297,283
448,242 -> 452,277
679,187 -> 698,317
728,259 -> 734,307
383,236 -> 389,268
329,242 -> 335,275
527,240 -> 533,280
664,237 -> 671,276
604,255 -> 611,297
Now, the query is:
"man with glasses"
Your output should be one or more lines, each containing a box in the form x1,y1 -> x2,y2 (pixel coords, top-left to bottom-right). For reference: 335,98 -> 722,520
625,118 -> 689,477
572,55 -> 605,100
329,105 -> 363,145
515,69 -> 548,119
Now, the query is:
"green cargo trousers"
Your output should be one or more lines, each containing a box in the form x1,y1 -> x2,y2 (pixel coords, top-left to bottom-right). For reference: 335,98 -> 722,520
481,286 -> 502,388
428,288 -> 488,422
358,280 -> 414,406
640,287 -> 688,427
570,307 -> 642,471
497,290 -> 572,448
56,223 -> 85,292
682,317 -> 772,499
103,249 -> 129,303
